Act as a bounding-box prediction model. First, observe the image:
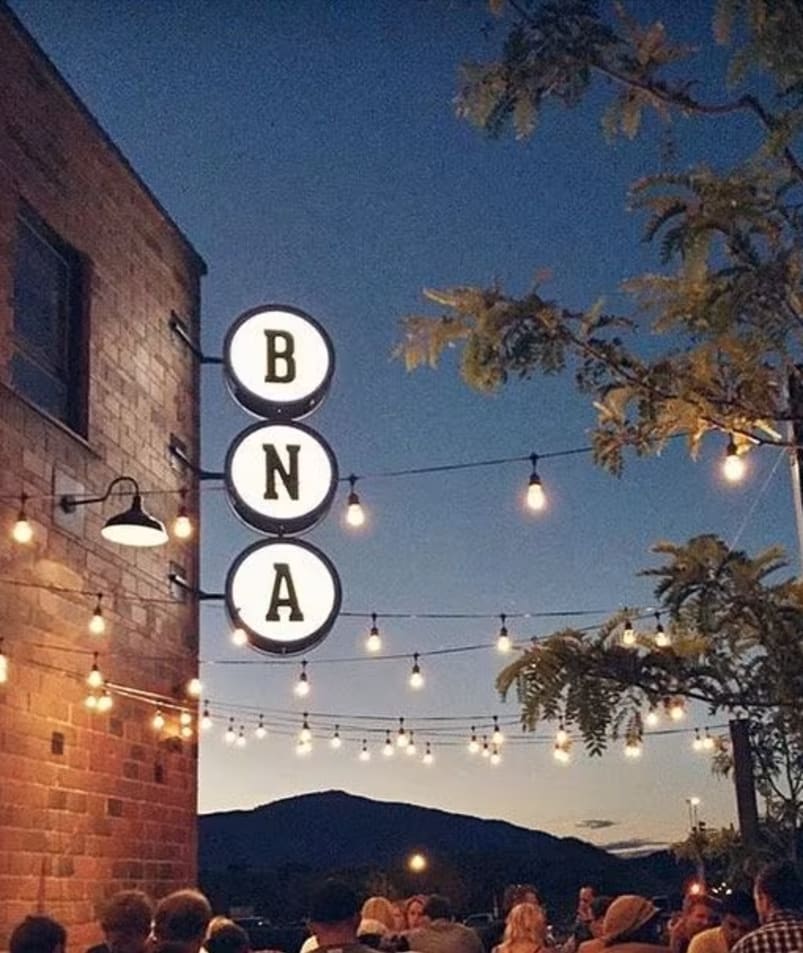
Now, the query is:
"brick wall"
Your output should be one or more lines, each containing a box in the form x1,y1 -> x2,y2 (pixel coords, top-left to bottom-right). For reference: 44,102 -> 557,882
0,6 -> 205,948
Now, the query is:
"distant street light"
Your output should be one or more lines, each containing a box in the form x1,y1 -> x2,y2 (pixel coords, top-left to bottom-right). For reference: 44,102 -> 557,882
686,796 -> 701,832
408,852 -> 427,873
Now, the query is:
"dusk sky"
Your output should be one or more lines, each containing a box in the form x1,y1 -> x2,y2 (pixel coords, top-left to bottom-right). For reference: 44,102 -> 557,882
12,0 -> 800,854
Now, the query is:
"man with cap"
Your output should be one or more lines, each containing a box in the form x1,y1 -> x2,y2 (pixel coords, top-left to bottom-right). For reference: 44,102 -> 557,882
598,895 -> 668,953
305,880 -> 376,953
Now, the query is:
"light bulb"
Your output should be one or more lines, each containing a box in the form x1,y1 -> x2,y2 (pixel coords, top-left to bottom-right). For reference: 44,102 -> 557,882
481,737 -> 491,758
152,709 -> 166,730
300,715 -> 312,744
406,733 -> 417,756
0,643 -> 7,684
525,455 -> 546,512
346,476 -> 366,527
359,741 -> 371,762
224,719 -> 236,744
621,616 -> 636,647
722,439 -> 746,483
366,614 -> 382,652
85,692 -> 98,710
409,654 -> 424,689
624,738 -> 643,758
97,689 -> 113,713
496,615 -> 512,653
702,730 -> 715,751
383,731 -> 394,757
654,614 -> 671,648
231,626 -> 248,647
330,726 -> 342,749
295,662 -> 310,697
693,729 -> 704,752
555,721 -> 568,747
12,495 -> 32,544
255,718 -> 267,740
235,726 -> 246,748
296,738 -> 312,755
490,745 -> 501,766
187,677 -> 202,698
181,724 -> 193,739
422,743 -> 434,765
87,654 -> 103,689
553,743 -> 571,764
89,595 -> 106,636
173,492 -> 193,539
645,708 -> 660,727
201,706 -> 212,731
397,718 -> 409,748
669,698 -> 686,721
468,729 -> 480,754
179,710 -> 192,727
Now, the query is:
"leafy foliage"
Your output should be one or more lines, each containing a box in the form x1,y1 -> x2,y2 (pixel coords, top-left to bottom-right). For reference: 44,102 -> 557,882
396,0 -> 803,474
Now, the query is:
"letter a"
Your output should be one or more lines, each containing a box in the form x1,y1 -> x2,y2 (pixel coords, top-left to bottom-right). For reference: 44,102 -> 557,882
264,330 -> 296,383
265,563 -> 304,622
263,443 -> 300,500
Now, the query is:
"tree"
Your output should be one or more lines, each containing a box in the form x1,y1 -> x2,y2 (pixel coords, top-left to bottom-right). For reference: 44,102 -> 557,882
397,0 -> 803,475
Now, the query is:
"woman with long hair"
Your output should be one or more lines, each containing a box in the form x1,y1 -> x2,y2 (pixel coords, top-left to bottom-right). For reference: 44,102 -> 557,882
493,902 -> 548,953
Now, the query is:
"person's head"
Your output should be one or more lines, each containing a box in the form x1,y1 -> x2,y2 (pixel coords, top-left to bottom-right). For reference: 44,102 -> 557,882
152,889 -> 212,953
719,892 -> 757,950
578,887 -> 598,921
589,897 -> 614,939
101,890 -> 153,953
502,885 -> 542,917
308,880 -> 361,945
686,899 -> 716,937
754,862 -> 803,922
204,919 -> 250,953
9,917 -> 66,953
405,896 -> 426,930
360,898 -> 397,932
602,895 -> 661,946
503,903 -> 547,946
422,896 -> 452,924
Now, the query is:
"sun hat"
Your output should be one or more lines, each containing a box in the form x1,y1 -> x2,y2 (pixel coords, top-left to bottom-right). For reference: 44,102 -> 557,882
602,895 -> 659,944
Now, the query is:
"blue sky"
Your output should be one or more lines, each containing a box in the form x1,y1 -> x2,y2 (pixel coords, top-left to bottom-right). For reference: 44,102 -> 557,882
12,0 -> 799,853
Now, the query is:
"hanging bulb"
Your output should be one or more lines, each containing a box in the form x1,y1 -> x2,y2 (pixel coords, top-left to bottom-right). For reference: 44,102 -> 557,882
231,624 -> 248,647
299,713 -> 312,744
85,691 -> 98,710
87,652 -> 103,689
525,454 -> 546,512
383,729 -> 395,757
173,488 -> 193,539
187,676 -> 202,698
224,718 -> 236,745
668,697 -> 686,721
330,725 -> 342,749
481,736 -> 491,758
624,737 -> 643,759
366,613 -> 382,653
88,594 -> 106,636
294,660 -> 310,698
553,741 -> 571,764
179,710 -> 192,727
235,725 -> 247,748
692,728 -> 704,752
255,716 -> 267,740
96,688 -> 113,713
152,708 -> 166,731
181,724 -> 193,739
621,612 -> 636,647
490,745 -> 501,766
702,729 -> 715,751
496,614 -> 512,653
345,474 -> 366,528
12,493 -> 33,544
722,438 -> 746,483
359,739 -> 371,762
555,720 -> 568,747
468,728 -> 480,754
397,717 -> 409,748
654,613 -> 671,648
645,707 -> 660,728
406,731 -> 417,756
492,716 -> 504,746
0,639 -> 7,685
422,742 -> 434,765
201,703 -> 213,732
296,737 -> 312,755
409,653 -> 424,689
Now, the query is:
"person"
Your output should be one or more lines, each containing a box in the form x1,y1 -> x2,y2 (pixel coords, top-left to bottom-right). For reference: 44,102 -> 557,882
599,895 -> 668,953
306,880 -> 376,953
151,889 -> 213,953
479,886 -> 543,953
577,897 -> 614,953
492,902 -> 547,953
204,919 -> 251,953
10,917 -> 67,953
406,895 -> 484,953
670,899 -> 717,953
88,890 -> 154,953
359,898 -> 398,941
405,898 -> 427,932
687,893 -> 757,953
731,862 -> 803,953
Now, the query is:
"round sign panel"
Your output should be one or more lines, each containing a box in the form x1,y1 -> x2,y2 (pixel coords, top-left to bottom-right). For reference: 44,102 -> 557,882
224,304 -> 335,419
225,421 -> 338,536
226,538 -> 342,656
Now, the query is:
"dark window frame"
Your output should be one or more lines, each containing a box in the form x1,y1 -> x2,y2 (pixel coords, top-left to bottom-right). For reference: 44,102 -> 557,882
11,203 -> 89,436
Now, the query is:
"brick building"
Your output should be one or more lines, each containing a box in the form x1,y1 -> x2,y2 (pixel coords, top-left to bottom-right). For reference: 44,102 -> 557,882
0,4 -> 205,947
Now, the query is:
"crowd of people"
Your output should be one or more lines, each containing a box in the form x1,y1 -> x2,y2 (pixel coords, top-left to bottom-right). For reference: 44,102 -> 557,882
7,862 -> 803,953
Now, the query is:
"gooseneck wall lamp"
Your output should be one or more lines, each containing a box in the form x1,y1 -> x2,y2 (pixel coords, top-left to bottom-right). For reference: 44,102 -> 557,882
59,476 -> 169,547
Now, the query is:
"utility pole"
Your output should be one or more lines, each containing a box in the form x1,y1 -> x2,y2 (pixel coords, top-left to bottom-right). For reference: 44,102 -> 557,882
729,719 -> 760,848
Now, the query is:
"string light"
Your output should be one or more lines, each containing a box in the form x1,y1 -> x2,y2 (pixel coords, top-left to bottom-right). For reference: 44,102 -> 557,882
85,691 -> 98,710
235,725 -> 247,748
294,661 -> 310,697
366,613 -> 382,653
496,614 -> 512,653
422,742 -> 434,765
553,741 -> 571,764
703,729 -> 715,751
179,710 -> 192,727
406,730 -> 417,756
359,739 -> 371,762
87,652 -> 103,689
255,715 -> 267,740
296,736 -> 312,755
624,737 -> 643,758
409,653 -> 424,689
468,727 -> 480,754
490,744 -> 501,766
201,703 -> 213,731
525,454 -> 546,512
555,720 -> 569,747
181,723 -> 193,739
152,708 -> 166,730
12,493 -> 33,544
88,594 -> 106,636
299,713 -> 312,744
173,488 -> 193,539
330,724 -> 342,749
693,728 -> 705,752
645,707 -> 660,727
621,612 -> 636,647
345,475 -> 366,528
0,639 -> 7,684
396,717 -> 409,748
231,624 -> 248,648
383,729 -> 394,757
723,438 -> 746,483
481,736 -> 491,758
654,612 -> 671,648
492,715 -> 504,746
224,717 -> 236,744
187,677 -> 202,698
668,696 -> 686,721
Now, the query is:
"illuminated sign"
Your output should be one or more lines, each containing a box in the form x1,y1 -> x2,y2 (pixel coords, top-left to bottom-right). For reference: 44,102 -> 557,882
225,538 -> 342,656
224,304 -> 335,419
225,420 -> 338,536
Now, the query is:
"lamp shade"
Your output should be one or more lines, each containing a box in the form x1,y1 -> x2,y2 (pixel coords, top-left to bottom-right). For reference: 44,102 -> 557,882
101,493 -> 168,546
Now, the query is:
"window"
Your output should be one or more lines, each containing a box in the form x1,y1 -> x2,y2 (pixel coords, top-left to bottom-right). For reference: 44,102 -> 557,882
11,207 -> 86,433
